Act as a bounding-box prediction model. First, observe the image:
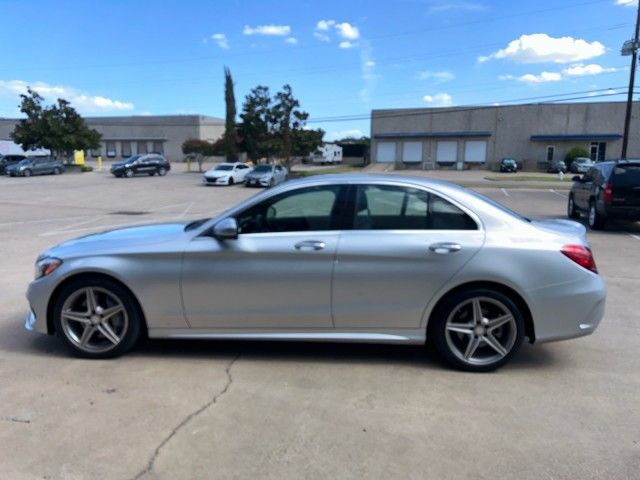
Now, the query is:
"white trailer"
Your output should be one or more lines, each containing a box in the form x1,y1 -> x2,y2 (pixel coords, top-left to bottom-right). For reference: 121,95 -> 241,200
311,144 -> 343,165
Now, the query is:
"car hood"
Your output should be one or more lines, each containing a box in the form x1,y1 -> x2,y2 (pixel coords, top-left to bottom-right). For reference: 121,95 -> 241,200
532,219 -> 587,243
43,222 -> 190,258
204,170 -> 231,178
246,172 -> 271,178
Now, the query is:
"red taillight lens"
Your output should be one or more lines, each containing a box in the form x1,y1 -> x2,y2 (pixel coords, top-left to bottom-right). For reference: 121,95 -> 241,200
603,183 -> 613,204
561,245 -> 598,273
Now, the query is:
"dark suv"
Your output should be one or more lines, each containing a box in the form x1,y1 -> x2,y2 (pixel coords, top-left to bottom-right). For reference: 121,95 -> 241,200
568,160 -> 640,229
111,154 -> 170,178
0,154 -> 27,175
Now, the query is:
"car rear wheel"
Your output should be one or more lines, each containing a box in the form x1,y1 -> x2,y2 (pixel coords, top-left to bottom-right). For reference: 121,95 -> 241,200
53,167 -> 61,175
23,169 -> 32,177
53,278 -> 142,359
588,200 -> 606,230
429,288 -> 525,372
158,167 -> 167,176
228,177 -> 234,185
125,169 -> 134,178
567,194 -> 580,219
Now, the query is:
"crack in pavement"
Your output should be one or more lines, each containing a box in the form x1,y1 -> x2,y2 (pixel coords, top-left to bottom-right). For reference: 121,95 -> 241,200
130,353 -> 241,480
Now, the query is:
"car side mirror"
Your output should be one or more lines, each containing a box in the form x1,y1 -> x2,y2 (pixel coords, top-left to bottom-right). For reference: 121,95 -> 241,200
572,175 -> 582,182
212,217 -> 238,240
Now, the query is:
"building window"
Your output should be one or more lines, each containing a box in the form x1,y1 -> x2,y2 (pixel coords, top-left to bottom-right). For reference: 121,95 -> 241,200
590,142 -> 606,162
436,141 -> 457,164
464,141 -> 487,163
152,141 -> 164,154
137,141 -> 148,154
376,142 -> 396,163
91,146 -> 102,158
546,146 -> 555,162
121,141 -> 132,157
401,141 -> 422,163
106,141 -> 116,158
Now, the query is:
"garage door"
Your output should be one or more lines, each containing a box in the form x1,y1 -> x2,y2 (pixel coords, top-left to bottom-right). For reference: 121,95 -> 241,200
376,142 -> 396,163
402,142 -> 422,163
436,141 -> 457,163
464,141 -> 487,163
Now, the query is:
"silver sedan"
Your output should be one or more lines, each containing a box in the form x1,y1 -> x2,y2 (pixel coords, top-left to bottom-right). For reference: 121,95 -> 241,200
25,175 -> 606,371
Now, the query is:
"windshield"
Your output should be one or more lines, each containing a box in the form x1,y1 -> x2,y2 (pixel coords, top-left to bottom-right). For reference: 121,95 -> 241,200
18,159 -> 31,165
252,165 -> 272,173
125,155 -> 141,163
503,159 -> 516,165
215,165 -> 234,171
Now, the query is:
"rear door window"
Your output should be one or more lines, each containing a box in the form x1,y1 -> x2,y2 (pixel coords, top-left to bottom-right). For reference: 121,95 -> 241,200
612,165 -> 640,187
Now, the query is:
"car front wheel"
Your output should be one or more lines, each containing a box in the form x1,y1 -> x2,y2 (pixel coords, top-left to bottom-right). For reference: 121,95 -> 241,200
23,169 -> 32,177
53,277 -> 142,359
567,194 -> 580,219
429,288 -> 525,372
125,169 -> 134,178
53,167 -> 61,175
158,167 -> 167,176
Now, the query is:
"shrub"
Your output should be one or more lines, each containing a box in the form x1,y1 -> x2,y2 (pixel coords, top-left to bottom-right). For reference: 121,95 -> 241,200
80,165 -> 93,172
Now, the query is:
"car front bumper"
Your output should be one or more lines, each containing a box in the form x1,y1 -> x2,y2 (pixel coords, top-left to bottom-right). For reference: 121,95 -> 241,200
24,275 -> 57,335
245,177 -> 271,187
203,176 -> 230,185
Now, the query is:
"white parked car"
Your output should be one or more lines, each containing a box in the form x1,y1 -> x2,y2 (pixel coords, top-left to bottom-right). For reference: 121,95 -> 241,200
203,163 -> 251,186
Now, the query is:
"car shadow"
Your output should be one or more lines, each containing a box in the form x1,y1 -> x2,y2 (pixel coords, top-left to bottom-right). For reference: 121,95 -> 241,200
3,317 -> 563,372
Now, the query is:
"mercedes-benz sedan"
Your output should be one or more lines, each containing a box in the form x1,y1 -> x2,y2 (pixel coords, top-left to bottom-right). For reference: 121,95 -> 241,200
25,175 -> 605,371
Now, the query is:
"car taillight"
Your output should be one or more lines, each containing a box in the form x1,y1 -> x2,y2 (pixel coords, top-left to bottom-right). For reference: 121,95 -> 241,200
603,183 -> 613,204
561,245 -> 598,273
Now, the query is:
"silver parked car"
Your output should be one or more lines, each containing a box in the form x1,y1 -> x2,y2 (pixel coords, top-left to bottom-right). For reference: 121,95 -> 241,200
244,163 -> 287,188
25,175 -> 605,371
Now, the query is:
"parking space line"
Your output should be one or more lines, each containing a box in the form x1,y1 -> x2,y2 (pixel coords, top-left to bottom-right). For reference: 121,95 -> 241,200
501,188 -> 510,197
548,189 -> 567,198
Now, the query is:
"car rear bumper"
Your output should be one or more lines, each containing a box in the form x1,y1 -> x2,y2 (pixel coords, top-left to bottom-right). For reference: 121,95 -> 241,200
529,272 -> 606,343
604,205 -> 640,219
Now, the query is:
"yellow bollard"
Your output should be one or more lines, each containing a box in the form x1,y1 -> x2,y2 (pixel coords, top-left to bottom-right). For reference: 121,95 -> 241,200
97,156 -> 102,171
187,158 -> 192,172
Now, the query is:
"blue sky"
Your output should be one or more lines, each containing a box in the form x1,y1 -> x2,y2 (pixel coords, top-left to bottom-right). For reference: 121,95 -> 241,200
0,0 -> 637,140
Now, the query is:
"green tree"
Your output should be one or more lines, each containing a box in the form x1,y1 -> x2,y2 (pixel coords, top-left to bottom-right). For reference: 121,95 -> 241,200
292,128 -> 325,157
11,87 -> 101,163
239,85 -> 272,161
223,67 -> 238,162
564,146 -> 590,170
182,138 -> 224,172
270,84 -> 314,169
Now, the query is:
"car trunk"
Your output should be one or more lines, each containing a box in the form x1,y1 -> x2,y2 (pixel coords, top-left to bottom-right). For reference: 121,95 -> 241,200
611,164 -> 640,207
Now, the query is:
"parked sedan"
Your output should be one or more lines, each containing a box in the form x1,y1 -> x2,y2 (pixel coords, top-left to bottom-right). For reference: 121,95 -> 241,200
547,160 -> 567,173
0,154 -> 27,175
111,154 -> 170,178
570,157 -> 594,174
203,162 -> 251,186
244,163 -> 288,187
499,158 -> 518,173
7,157 -> 64,177
25,175 -> 605,371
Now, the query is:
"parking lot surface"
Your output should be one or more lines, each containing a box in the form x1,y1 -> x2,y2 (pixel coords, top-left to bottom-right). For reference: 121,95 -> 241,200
1,165 -> 639,480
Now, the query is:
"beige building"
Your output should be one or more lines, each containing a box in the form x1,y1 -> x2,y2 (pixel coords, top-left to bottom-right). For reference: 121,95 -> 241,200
0,114 -> 224,161
370,101 -> 640,170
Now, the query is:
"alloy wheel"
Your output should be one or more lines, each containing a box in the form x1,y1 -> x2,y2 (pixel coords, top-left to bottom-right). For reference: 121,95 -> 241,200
60,287 -> 129,354
444,296 -> 518,367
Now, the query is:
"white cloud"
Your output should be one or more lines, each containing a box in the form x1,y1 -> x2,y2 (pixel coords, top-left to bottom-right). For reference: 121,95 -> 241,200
364,60 -> 376,67
211,33 -> 229,49
427,1 -> 485,14
325,129 -> 365,141
588,88 -> 618,96
335,22 -> 360,40
314,32 -> 331,42
562,63 -> 618,76
243,24 -> 291,36
285,37 -> 298,44
316,19 -> 335,31
616,0 -> 636,6
500,71 -> 562,83
339,40 -> 358,49
0,80 -> 134,112
417,70 -> 455,83
423,93 -> 453,106
478,33 -> 605,64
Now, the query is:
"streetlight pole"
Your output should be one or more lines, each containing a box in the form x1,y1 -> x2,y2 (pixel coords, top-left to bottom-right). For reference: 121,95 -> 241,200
621,2 -> 640,161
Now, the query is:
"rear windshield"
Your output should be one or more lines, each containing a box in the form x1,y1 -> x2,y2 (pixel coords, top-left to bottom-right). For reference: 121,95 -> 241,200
466,190 -> 530,223
253,165 -> 272,173
612,165 -> 640,187
215,165 -> 233,171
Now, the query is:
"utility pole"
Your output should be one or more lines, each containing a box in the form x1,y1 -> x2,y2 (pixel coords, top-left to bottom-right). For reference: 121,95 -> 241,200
620,2 -> 640,160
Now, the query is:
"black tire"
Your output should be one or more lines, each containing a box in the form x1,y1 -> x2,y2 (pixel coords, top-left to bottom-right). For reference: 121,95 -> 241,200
53,167 -> 61,175
148,171 -> 155,176
23,169 -> 32,177
53,277 -> 142,359
125,169 -> 134,178
588,200 -> 606,230
158,167 -> 167,176
428,288 -> 525,372
228,177 -> 234,186
567,194 -> 580,219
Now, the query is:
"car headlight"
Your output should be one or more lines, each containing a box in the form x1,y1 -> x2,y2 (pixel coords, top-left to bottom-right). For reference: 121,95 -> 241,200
35,257 -> 62,279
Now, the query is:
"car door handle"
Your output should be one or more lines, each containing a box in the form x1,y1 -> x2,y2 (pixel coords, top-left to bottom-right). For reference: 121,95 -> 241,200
295,240 -> 326,251
429,242 -> 462,254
